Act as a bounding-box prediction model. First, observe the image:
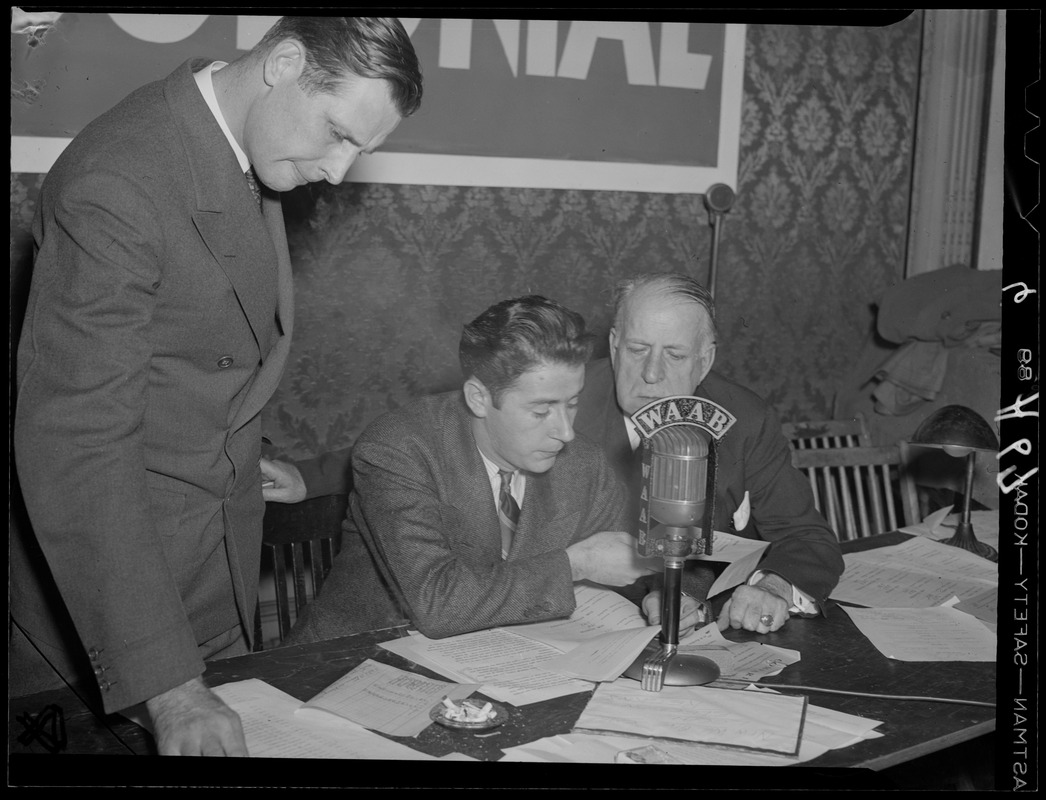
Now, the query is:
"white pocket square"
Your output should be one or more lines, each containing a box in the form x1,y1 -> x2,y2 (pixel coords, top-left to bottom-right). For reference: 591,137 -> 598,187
732,491 -> 751,531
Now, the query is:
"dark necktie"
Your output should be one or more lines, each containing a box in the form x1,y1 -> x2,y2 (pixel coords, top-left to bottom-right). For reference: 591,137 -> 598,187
244,166 -> 262,209
497,470 -> 520,559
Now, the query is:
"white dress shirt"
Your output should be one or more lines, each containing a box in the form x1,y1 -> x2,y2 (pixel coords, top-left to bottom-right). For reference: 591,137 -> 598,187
478,450 -> 525,559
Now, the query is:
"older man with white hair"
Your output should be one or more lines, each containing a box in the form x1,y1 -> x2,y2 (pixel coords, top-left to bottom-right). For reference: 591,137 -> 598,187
573,272 -> 844,634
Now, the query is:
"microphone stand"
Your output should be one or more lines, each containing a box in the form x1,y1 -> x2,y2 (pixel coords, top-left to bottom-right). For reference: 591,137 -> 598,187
708,209 -> 724,301
624,436 -> 721,691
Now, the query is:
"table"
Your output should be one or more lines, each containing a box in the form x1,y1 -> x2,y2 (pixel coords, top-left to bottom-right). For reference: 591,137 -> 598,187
9,533 -> 996,788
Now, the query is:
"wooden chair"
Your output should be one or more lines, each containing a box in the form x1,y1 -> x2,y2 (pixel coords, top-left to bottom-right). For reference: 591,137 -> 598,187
790,445 -> 919,541
252,493 -> 349,650
782,414 -> 872,450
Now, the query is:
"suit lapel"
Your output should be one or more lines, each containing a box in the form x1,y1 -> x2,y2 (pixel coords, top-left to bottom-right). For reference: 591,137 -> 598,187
229,196 -> 294,431
163,60 -> 291,431
443,399 -> 504,561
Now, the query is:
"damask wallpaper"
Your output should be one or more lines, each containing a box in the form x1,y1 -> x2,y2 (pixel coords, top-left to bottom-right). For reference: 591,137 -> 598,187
9,18 -> 923,465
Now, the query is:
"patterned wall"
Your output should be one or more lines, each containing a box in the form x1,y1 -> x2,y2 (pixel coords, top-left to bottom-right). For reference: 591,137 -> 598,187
9,17 -> 923,463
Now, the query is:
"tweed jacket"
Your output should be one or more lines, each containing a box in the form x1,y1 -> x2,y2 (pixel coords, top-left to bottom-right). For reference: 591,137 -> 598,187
12,59 -> 294,713
288,390 -> 631,643
573,359 -> 844,604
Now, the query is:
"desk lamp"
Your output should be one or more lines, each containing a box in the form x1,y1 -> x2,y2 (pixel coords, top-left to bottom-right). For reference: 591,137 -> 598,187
909,404 -> 999,562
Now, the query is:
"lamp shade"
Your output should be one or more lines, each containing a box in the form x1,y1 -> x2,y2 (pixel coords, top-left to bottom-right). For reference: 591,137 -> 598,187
910,404 -> 999,455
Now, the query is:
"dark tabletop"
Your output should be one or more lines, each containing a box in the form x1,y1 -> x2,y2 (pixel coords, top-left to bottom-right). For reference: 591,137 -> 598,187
9,532 -> 995,788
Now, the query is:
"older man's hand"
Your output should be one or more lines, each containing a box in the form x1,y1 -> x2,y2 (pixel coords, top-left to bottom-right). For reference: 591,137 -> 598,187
717,573 -> 793,633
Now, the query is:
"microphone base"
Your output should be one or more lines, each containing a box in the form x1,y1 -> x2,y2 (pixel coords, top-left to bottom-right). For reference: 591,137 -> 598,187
623,642 -> 721,689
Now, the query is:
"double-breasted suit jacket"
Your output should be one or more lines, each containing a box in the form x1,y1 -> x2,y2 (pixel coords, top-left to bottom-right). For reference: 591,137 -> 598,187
12,59 -> 294,713
573,359 -> 844,605
287,391 -> 631,643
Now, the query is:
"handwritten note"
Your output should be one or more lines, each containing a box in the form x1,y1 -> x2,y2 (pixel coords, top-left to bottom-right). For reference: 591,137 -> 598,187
299,659 -> 478,737
840,606 -> 997,661
573,680 -> 807,755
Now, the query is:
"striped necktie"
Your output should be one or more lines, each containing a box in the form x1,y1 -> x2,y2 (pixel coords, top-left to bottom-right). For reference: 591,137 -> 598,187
244,166 -> 262,208
497,470 -> 520,559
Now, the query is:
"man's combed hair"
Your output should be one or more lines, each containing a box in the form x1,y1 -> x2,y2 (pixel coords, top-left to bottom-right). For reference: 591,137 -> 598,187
258,16 -> 423,117
460,296 -> 594,405
612,272 -> 718,342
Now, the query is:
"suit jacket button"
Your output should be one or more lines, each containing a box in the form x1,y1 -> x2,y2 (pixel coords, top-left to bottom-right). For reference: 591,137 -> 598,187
217,356 -> 234,369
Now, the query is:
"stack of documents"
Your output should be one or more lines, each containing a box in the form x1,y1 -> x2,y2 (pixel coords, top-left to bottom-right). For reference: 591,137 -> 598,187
502,690 -> 883,765
208,679 -> 455,759
380,580 -> 800,705
831,532 -> 998,661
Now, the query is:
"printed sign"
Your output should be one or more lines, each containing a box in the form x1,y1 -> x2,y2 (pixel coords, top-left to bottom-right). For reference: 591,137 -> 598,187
11,13 -> 744,192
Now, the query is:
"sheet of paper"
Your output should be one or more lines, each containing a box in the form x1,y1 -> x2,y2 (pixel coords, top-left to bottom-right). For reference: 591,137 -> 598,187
210,679 -> 436,759
953,585 -> 998,625
542,624 -> 660,682
299,658 -> 479,738
840,605 -> 997,661
572,680 -> 807,756
690,530 -> 770,563
900,507 -> 1000,552
503,695 -> 882,764
504,582 -> 650,651
833,536 -> 998,608
706,545 -> 764,599
897,504 -> 954,537
848,535 -> 998,584
382,628 -> 593,706
674,622 -> 802,683
831,561 -> 985,608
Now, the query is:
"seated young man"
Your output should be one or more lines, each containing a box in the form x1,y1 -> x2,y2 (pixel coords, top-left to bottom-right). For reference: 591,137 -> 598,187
286,295 -> 660,642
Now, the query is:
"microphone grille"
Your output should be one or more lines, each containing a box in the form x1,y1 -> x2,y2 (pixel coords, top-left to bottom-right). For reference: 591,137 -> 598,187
704,183 -> 736,214
649,426 -> 709,503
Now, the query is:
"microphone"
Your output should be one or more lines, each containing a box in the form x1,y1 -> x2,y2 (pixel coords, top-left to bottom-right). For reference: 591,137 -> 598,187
703,182 -> 736,216
642,425 -> 709,557
702,183 -> 736,300
624,396 -> 736,691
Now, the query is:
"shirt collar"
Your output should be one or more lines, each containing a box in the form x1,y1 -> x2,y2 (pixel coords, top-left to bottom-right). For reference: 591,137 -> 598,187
477,449 -> 525,503
193,61 -> 250,173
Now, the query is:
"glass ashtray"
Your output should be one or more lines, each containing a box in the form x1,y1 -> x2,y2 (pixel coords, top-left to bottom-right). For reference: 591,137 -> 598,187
429,698 -> 508,731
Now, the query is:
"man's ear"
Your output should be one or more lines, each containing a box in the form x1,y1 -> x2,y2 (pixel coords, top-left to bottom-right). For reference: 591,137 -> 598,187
695,342 -> 717,385
263,38 -> 305,88
462,376 -> 492,418
608,327 -> 619,370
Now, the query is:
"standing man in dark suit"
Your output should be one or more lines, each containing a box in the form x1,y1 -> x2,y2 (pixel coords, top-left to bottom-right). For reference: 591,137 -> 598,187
573,273 -> 844,634
286,296 -> 660,644
11,17 -> 422,756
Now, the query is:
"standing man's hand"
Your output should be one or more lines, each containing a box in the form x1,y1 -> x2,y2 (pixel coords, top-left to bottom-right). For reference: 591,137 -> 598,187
260,457 -> 306,503
145,677 -> 248,756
